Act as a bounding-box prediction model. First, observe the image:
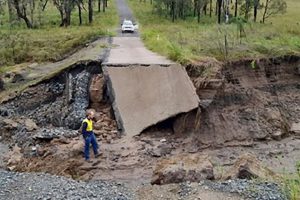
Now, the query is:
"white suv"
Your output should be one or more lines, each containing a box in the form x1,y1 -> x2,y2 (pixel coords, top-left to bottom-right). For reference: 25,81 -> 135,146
121,20 -> 135,33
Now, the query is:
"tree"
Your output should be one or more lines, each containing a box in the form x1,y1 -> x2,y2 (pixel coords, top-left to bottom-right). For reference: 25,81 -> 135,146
102,0 -> 105,12
262,0 -> 287,23
76,0 -> 84,25
234,0 -> 238,17
12,0 -> 33,28
253,0 -> 259,22
88,0 -> 93,23
53,0 -> 75,27
209,0 -> 212,17
217,0 -> 222,24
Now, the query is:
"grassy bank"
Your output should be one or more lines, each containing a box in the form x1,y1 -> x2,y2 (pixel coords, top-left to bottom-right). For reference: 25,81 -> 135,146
128,0 -> 300,63
0,1 -> 118,68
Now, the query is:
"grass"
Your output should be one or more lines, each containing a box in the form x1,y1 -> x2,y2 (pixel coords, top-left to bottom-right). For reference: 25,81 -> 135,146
282,161 -> 300,200
0,1 -> 118,68
128,0 -> 300,63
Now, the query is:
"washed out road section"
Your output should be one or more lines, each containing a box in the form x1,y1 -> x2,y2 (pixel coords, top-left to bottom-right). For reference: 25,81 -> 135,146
104,65 -> 200,136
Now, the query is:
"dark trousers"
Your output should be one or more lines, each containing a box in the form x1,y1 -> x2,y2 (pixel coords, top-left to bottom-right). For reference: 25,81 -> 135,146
84,133 -> 99,160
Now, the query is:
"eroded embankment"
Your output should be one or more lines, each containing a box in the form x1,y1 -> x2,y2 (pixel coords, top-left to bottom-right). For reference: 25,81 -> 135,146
0,61 -> 119,174
0,56 -> 299,186
177,55 -> 300,147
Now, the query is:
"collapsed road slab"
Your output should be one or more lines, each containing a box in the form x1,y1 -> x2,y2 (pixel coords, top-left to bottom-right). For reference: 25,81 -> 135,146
104,64 -> 200,137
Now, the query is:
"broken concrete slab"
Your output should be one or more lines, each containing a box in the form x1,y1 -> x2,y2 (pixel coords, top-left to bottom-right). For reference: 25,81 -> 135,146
104,64 -> 199,137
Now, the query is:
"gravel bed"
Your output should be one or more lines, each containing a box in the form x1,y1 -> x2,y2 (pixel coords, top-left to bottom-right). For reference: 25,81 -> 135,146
0,170 -> 135,200
201,179 -> 287,200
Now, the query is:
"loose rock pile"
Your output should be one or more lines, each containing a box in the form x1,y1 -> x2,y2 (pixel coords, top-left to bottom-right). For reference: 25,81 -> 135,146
0,170 -> 134,200
33,128 -> 80,140
0,70 -> 90,130
202,179 -> 287,200
93,108 -> 119,143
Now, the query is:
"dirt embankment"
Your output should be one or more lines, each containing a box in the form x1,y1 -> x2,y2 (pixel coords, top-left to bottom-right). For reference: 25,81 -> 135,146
181,55 -> 300,147
0,56 -> 299,195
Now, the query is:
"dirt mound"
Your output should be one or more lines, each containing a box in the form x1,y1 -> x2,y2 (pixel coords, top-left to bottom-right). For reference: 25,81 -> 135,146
183,55 -> 300,147
151,154 -> 214,185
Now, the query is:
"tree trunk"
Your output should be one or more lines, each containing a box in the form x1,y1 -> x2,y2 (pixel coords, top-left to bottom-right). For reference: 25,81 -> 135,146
253,0 -> 259,22
234,0 -> 237,17
88,0 -> 93,23
59,9 -> 64,26
203,4 -> 207,15
197,6 -> 201,23
217,0 -> 222,24
194,0 -> 197,17
66,8 -> 71,26
171,1 -> 175,22
102,0 -> 105,12
98,0 -> 100,12
209,0 -> 212,17
78,3 -> 82,25
262,0 -> 269,23
30,0 -> 35,26
13,0 -> 33,28
42,0 -> 48,11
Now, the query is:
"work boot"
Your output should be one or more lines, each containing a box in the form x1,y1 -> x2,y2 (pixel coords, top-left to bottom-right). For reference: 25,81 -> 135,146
86,159 -> 93,163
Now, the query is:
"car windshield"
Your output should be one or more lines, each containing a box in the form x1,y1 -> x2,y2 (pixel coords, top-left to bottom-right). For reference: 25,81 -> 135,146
123,21 -> 133,26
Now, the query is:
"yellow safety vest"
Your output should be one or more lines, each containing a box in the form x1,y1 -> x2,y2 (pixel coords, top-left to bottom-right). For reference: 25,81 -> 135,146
82,118 -> 93,131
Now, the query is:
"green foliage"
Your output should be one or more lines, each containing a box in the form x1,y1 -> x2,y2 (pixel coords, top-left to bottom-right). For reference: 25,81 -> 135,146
128,0 -> 300,62
282,161 -> 300,200
251,60 -> 256,69
167,42 -> 188,64
262,0 -> 287,23
0,1 -> 118,67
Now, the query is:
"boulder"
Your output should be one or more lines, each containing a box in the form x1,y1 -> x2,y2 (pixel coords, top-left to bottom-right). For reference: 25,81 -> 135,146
89,74 -> 104,103
271,130 -> 284,141
3,118 -> 19,130
151,154 -> 214,185
24,118 -> 38,132
223,153 -> 277,180
290,122 -> 300,135
7,145 -> 22,171
69,140 -> 84,157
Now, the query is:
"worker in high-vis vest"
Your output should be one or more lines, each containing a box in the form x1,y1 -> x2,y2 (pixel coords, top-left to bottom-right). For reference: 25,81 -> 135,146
82,110 -> 100,162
